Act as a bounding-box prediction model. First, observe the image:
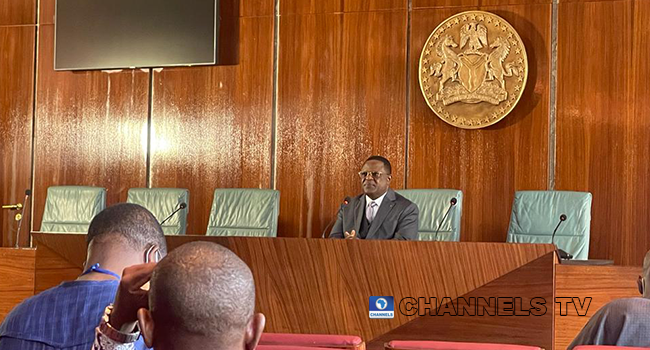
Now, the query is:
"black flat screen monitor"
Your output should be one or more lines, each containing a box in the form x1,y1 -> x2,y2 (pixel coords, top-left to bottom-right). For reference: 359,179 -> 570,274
55,0 -> 218,70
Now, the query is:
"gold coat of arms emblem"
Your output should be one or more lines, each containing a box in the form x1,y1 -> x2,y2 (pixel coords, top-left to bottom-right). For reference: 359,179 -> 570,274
419,11 -> 528,129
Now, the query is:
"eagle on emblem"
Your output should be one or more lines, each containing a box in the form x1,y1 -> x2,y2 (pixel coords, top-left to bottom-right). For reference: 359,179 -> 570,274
460,23 -> 488,53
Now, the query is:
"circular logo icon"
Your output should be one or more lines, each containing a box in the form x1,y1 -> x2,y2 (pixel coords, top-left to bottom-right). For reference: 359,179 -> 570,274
419,11 -> 528,129
375,298 -> 388,310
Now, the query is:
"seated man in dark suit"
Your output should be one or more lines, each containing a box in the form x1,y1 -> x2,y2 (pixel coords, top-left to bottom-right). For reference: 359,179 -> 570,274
568,250 -> 650,348
329,155 -> 419,240
0,203 -> 165,350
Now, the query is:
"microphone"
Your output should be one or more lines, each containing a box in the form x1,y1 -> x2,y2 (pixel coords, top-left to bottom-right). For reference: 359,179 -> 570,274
321,197 -> 351,238
434,197 -> 457,241
160,202 -> 187,226
15,189 -> 31,248
551,214 -> 573,260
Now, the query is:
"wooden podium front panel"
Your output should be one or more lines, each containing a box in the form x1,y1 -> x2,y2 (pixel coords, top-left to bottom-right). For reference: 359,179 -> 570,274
554,264 -> 642,350
370,253 -> 556,350
0,248 -> 35,322
32,233 -> 554,342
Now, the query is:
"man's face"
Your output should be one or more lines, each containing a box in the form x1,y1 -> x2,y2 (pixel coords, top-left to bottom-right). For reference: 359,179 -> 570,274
359,160 -> 391,200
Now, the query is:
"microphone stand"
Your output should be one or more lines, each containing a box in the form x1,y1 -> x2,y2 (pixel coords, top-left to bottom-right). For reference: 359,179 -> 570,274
434,198 -> 457,241
551,214 -> 573,260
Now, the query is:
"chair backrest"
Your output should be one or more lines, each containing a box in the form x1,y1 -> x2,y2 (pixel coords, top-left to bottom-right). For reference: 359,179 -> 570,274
385,340 -> 542,350
206,189 -> 280,237
41,186 -> 106,233
395,189 -> 463,241
127,188 -> 189,235
506,190 -> 592,260
260,333 -> 365,350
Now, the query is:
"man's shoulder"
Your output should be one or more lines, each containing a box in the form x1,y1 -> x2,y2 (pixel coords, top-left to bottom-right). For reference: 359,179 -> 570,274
0,280 -> 119,344
601,297 -> 650,313
346,194 -> 364,207
391,190 -> 418,210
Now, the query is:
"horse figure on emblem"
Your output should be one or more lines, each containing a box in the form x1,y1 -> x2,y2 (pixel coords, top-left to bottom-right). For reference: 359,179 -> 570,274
430,35 -> 461,91
486,36 -> 520,89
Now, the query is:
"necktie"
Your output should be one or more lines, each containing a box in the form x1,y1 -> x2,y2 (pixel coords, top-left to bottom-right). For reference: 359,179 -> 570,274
367,202 -> 378,223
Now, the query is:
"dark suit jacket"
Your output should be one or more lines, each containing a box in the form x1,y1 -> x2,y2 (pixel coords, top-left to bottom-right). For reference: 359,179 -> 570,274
329,188 -> 419,240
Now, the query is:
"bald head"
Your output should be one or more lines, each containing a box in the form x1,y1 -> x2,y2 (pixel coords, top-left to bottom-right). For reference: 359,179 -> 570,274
149,242 -> 256,342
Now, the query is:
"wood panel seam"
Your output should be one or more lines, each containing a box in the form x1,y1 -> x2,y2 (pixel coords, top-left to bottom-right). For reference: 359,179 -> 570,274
146,69 -> 153,188
404,0 -> 412,189
271,0 -> 280,190
548,0 -> 559,190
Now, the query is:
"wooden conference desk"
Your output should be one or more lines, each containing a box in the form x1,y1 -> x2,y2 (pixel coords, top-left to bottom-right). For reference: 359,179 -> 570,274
0,234 -> 641,350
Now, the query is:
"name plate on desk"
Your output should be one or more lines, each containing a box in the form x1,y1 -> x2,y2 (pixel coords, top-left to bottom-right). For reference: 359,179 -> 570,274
560,259 -> 615,266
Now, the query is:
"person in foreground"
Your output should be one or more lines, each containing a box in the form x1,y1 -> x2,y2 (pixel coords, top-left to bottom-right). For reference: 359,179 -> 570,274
329,155 -> 419,240
0,203 -> 166,350
568,250 -> 650,348
91,241 -> 265,350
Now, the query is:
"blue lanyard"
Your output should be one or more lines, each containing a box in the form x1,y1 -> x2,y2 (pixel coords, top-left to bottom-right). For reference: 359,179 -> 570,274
81,263 -> 121,280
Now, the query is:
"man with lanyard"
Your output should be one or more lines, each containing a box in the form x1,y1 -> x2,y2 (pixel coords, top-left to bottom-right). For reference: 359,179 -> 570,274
89,241 -> 266,350
0,203 -> 166,350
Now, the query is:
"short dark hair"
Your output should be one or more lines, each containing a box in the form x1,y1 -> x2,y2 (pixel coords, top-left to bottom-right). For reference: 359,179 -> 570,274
365,155 -> 392,174
150,242 -> 255,340
86,203 -> 167,254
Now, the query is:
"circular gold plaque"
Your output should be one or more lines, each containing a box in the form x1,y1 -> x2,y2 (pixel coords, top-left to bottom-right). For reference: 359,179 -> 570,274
419,11 -> 528,129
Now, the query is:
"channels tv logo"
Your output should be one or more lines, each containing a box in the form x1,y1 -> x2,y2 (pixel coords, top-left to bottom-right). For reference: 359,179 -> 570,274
369,296 -> 394,319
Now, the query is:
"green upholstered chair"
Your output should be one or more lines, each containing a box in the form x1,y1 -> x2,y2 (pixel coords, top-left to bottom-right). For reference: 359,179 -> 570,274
206,189 -> 280,237
41,186 -> 106,233
506,190 -> 593,260
395,189 -> 463,241
127,188 -> 189,235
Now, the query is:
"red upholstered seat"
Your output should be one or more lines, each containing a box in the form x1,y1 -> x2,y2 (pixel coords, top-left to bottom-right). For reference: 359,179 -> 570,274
257,346 -> 344,350
385,340 -> 543,350
574,347 -> 650,350
260,333 -> 366,350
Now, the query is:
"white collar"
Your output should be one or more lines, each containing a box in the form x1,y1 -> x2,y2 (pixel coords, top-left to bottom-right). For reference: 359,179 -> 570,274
366,191 -> 387,208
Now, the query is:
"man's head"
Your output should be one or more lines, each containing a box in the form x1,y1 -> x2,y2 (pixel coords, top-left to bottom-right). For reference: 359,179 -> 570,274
86,203 -> 167,265
639,250 -> 650,298
359,156 -> 392,200
138,242 -> 265,350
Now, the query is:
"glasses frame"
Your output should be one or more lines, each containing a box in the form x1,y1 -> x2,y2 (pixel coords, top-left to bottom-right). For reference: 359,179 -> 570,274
358,171 -> 389,179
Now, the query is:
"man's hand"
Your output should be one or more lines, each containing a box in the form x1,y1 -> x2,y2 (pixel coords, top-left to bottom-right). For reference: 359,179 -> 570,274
109,263 -> 156,331
344,230 -> 357,239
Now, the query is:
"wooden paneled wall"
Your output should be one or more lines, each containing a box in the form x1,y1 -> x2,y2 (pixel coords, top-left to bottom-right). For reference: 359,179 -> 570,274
0,0 -> 35,247
555,0 -> 650,266
1,0 -> 650,265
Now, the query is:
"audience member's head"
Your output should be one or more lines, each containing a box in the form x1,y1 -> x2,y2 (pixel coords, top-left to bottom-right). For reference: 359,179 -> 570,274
638,250 -> 650,298
84,203 -> 167,272
137,241 -> 265,350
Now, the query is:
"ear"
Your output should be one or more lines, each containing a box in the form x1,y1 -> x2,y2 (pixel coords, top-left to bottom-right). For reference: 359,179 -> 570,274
639,276 -> 646,296
137,308 -> 155,348
244,313 -> 266,350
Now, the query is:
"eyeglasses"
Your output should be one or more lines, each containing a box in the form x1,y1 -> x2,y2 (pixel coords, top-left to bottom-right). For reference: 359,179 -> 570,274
358,171 -> 388,179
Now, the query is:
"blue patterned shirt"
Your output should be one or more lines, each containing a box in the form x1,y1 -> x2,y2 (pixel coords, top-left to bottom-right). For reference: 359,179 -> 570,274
0,280 -> 145,350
